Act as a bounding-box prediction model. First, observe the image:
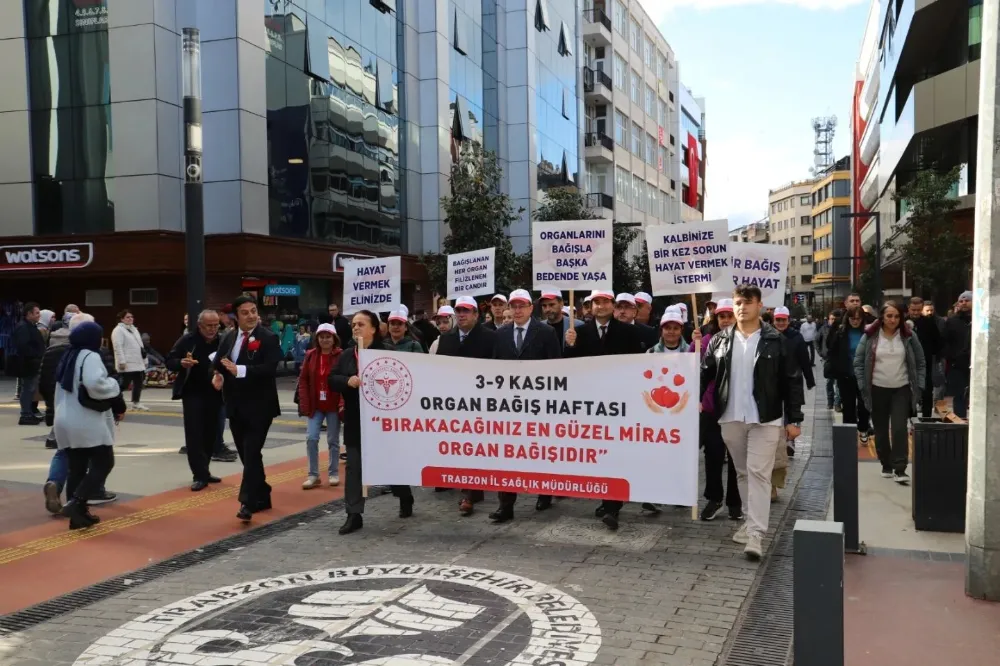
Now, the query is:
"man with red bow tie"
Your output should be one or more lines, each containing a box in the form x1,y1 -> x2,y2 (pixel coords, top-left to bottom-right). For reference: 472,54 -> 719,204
212,295 -> 283,522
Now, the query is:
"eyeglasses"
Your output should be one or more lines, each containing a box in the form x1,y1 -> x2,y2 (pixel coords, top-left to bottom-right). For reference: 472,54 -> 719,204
200,323 -> 221,329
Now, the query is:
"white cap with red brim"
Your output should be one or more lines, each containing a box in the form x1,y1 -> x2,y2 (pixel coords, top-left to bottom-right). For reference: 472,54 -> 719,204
435,305 -> 456,318
634,292 -> 652,304
454,296 -> 477,311
660,310 -> 685,327
508,289 -> 532,305
589,289 -> 614,302
774,306 -> 790,319
715,298 -> 734,313
387,310 -> 408,323
615,293 -> 636,306
539,288 -> 562,301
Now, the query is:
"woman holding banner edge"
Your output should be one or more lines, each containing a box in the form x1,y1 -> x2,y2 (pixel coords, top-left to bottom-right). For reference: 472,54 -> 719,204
330,309 -> 415,535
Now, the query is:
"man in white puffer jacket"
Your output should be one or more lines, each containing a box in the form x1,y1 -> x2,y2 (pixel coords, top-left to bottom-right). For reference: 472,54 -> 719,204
111,309 -> 148,411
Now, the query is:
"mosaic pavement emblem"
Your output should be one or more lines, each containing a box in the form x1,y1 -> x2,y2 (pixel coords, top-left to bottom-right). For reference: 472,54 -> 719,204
73,563 -> 601,665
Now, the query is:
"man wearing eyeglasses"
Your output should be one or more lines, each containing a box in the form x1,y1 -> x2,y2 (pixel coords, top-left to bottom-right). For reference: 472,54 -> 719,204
166,309 -> 226,491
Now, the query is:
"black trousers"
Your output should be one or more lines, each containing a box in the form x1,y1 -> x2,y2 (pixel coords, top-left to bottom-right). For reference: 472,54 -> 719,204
498,492 -> 551,508
806,341 -> 816,365
119,371 -> 144,404
701,413 -> 741,507
837,377 -> 871,432
920,366 -> 935,418
230,416 -> 273,507
66,446 -> 115,504
344,444 -> 411,515
183,394 -> 223,481
871,385 -> 912,474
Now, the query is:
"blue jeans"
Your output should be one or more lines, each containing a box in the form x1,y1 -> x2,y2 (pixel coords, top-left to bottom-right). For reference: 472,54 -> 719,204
826,377 -> 840,408
19,372 -> 39,418
306,411 -> 341,477
46,449 -> 106,497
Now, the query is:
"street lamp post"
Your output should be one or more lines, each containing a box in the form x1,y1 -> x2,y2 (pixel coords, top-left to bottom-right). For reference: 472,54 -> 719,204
841,211 -> 882,307
182,28 -> 204,334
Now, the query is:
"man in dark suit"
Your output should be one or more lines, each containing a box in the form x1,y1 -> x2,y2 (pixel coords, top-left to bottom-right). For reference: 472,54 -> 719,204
490,289 -> 561,522
613,293 -> 658,350
212,296 -> 283,522
438,295 -> 498,515
565,289 -> 644,531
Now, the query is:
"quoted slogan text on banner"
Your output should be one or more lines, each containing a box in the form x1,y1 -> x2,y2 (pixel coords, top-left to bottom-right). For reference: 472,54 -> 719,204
645,219 -> 733,296
357,350 -> 700,505
341,255 -> 402,315
447,247 -> 495,299
532,219 -> 613,291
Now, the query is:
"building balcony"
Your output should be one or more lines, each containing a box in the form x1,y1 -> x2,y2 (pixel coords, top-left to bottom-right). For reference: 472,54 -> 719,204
860,154 -> 880,210
861,49 -> 880,113
860,112 -> 880,165
583,66 -> 613,104
584,132 -> 615,163
582,8 -> 613,47
877,0 -> 968,121
585,192 -> 614,218
879,59 -> 980,194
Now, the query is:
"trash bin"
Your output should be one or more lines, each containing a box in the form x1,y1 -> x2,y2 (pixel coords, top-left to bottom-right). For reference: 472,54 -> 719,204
910,417 -> 968,533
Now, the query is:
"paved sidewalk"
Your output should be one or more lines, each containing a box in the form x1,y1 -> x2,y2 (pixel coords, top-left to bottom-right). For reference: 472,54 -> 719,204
0,398 -> 819,666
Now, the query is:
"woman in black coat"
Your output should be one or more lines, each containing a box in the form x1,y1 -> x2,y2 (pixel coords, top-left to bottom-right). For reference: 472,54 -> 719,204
329,309 -> 413,535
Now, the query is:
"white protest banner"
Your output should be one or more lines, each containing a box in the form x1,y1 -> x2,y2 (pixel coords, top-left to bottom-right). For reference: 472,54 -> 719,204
713,243 -> 789,308
532,219 -> 613,291
447,247 -> 495,299
645,220 -> 732,296
358,349 -> 700,505
341,255 -> 401,314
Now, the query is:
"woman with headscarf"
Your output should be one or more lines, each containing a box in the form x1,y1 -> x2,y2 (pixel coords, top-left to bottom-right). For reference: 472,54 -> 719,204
428,306 -> 456,354
52,321 -> 127,529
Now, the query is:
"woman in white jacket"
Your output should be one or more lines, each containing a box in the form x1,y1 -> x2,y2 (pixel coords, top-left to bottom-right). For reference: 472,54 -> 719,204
111,309 -> 148,411
53,321 -> 127,529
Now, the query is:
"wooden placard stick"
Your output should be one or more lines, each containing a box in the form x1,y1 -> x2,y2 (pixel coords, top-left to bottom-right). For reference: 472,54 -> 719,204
690,292 -> 701,522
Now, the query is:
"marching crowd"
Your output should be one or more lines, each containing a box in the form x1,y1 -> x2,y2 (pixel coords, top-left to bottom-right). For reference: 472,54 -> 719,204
13,285 -> 973,563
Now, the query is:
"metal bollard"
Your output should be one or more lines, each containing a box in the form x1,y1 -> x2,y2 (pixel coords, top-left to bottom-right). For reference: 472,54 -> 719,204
832,423 -> 866,554
793,520 -> 845,666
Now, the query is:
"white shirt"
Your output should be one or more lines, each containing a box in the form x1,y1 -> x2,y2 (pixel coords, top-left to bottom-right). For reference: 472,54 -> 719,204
513,320 -> 530,347
872,330 -> 908,388
719,327 -> 782,426
799,322 -> 817,342
229,329 -> 250,379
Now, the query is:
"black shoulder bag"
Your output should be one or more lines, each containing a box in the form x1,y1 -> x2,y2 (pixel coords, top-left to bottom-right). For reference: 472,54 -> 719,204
77,352 -> 120,413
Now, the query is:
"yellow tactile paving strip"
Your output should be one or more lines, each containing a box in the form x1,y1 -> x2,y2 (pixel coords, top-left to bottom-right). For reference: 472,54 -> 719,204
0,466 -> 307,566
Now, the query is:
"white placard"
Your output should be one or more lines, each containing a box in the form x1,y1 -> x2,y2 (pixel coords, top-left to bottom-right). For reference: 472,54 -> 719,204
645,220 -> 732,296
358,350 -> 700,506
712,243 -> 790,308
532,219 -> 613,291
446,247 -> 495,299
341,255 -> 401,314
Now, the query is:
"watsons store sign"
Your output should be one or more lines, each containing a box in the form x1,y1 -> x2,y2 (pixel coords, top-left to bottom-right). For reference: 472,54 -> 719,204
0,243 -> 94,271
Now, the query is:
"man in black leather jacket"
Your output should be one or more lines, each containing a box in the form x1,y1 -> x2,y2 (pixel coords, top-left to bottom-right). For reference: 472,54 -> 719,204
700,285 -> 804,561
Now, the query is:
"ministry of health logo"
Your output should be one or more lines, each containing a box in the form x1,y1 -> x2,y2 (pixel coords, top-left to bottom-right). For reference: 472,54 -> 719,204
361,356 -> 413,410
73,564 -> 602,666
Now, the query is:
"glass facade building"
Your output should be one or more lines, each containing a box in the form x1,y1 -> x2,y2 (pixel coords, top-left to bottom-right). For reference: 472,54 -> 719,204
264,0 -> 402,250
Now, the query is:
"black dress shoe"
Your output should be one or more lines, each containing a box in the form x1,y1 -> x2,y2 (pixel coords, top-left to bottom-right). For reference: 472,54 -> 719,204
640,502 -> 661,514
488,506 -> 514,523
207,476 -> 222,483
339,514 -> 363,534
44,438 -> 57,449
594,502 -> 607,518
237,504 -> 252,522
602,512 -> 620,531
191,480 -> 209,492
62,500 -> 98,530
18,416 -> 41,426
251,497 -> 272,513
399,499 -> 414,518
535,495 -> 552,511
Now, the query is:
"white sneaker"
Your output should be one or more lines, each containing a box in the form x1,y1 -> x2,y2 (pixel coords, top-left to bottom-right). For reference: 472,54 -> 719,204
732,522 -> 749,545
329,474 -> 340,487
302,476 -> 321,490
744,534 -> 763,560
132,402 -> 149,411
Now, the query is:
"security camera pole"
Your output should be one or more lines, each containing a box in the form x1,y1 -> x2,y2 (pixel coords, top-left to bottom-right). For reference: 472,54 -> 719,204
182,27 -> 205,334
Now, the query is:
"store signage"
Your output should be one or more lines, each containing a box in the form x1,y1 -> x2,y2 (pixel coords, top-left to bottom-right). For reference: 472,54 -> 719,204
0,243 -> 94,271
333,252 -> 375,272
264,284 -> 301,297
73,0 -> 108,29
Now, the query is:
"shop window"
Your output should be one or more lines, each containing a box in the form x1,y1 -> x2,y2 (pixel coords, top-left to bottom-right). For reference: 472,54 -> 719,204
129,288 -> 159,306
85,289 -> 112,308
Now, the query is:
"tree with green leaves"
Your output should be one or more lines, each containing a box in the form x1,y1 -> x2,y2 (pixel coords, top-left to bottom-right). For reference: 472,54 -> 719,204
890,165 -> 973,303
529,187 -> 640,294
421,143 -> 524,296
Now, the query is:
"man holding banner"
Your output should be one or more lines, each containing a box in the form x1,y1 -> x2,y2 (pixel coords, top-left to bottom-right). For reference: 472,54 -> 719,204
489,289 -> 562,522
437,296 -> 497,516
565,289 -> 644,531
700,285 -> 804,560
